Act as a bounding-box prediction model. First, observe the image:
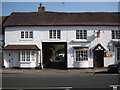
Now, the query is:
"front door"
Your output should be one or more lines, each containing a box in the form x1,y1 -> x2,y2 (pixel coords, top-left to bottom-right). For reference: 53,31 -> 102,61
8,53 -> 13,68
94,51 -> 104,67
12,53 -> 19,67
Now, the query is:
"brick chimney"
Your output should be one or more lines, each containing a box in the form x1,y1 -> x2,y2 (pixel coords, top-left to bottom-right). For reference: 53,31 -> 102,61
38,3 -> 46,12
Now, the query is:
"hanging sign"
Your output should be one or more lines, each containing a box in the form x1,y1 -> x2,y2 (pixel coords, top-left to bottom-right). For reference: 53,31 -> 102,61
104,52 -> 114,57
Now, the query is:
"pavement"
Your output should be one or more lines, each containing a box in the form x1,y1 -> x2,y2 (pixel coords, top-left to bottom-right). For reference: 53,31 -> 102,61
1,68 -> 108,75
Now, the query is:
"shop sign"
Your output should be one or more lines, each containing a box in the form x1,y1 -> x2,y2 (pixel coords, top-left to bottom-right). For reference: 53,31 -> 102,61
104,52 -> 114,57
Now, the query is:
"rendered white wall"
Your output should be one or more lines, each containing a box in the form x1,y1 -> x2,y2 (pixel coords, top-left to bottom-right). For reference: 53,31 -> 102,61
4,26 -> 119,68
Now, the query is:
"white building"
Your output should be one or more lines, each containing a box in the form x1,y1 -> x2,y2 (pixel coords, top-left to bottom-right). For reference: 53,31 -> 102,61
2,4 -> 120,69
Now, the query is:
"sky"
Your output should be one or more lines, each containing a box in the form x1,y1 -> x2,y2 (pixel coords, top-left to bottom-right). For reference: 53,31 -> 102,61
1,2 -> 119,16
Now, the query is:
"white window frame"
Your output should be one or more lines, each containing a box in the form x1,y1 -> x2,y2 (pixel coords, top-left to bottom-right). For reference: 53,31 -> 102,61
49,30 -> 61,39
75,49 -> 88,62
76,30 -> 87,40
20,31 -> 33,40
20,51 -> 36,62
111,30 -> 120,39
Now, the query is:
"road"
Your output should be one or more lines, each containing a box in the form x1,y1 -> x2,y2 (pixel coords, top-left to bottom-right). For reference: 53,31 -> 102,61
2,71 -> 120,90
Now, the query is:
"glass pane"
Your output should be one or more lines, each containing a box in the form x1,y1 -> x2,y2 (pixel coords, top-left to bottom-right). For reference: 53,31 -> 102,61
57,30 -> 60,39
53,30 -> 56,39
49,30 -> 52,39
31,51 -> 35,61
25,31 -> 28,38
22,51 -> 25,61
21,31 -> 24,38
26,51 -> 30,61
29,31 -> 33,38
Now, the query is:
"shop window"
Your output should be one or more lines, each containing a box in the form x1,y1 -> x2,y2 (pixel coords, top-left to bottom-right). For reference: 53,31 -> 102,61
76,50 -> 88,61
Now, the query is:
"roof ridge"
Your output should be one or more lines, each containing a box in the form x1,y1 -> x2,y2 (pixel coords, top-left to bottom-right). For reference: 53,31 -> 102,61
11,11 -> 120,14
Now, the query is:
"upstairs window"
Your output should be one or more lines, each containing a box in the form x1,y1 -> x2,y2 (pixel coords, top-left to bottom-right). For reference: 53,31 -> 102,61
76,30 -> 87,39
21,31 -> 33,39
112,30 -> 120,39
21,31 -> 24,38
49,30 -> 60,39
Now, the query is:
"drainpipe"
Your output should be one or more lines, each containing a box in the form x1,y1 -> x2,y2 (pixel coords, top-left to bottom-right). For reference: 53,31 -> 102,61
39,49 -> 42,69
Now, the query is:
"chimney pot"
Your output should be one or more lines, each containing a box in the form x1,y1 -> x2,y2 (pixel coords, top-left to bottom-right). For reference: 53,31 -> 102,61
40,3 -> 42,7
38,3 -> 46,12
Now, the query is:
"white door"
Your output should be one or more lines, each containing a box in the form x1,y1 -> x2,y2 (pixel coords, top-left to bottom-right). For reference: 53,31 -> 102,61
12,53 -> 19,67
8,53 -> 13,68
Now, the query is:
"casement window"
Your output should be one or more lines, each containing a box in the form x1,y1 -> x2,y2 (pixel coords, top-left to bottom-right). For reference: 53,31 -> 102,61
76,50 -> 88,61
117,48 -> 120,61
21,31 -> 33,39
112,30 -> 120,39
49,30 -> 60,39
20,51 -> 36,62
76,30 -> 87,39
31,51 -> 36,61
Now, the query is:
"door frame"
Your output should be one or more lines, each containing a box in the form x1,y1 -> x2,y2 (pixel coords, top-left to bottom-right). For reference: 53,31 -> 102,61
93,44 -> 105,68
8,53 -> 13,68
94,50 -> 104,68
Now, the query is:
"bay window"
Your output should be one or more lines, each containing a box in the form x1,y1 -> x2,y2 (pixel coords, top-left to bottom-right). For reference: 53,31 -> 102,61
20,51 -> 36,62
76,50 -> 88,61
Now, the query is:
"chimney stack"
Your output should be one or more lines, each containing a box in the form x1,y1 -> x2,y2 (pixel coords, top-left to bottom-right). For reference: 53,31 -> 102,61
38,3 -> 46,12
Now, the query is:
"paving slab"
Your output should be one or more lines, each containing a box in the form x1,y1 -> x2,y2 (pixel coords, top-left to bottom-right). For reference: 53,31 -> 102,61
1,68 -> 107,75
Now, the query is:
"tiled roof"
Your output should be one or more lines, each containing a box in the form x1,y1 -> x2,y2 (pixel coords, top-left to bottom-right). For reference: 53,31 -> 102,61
3,12 -> 120,26
0,16 -> 8,34
3,45 -> 40,50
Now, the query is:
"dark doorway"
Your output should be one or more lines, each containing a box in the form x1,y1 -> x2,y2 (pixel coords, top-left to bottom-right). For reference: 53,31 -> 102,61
42,42 -> 67,70
94,50 -> 104,67
93,44 -> 105,68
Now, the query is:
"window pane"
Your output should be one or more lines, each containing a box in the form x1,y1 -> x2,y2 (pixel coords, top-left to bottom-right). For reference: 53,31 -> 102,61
76,30 -> 87,39
112,30 -> 120,39
49,30 -> 52,39
21,31 -> 24,38
57,30 -> 60,39
29,31 -> 33,38
31,51 -> 35,61
26,51 -> 30,61
25,31 -> 28,38
21,51 -> 25,61
53,30 -> 56,39
76,50 -> 88,61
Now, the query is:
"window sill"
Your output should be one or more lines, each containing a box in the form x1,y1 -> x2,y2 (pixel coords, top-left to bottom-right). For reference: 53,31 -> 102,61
72,39 -> 90,43
20,61 -> 36,63
74,61 -> 88,63
19,38 -> 33,41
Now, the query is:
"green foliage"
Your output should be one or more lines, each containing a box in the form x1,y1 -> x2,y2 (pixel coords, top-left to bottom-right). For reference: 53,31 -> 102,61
48,44 -> 65,61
